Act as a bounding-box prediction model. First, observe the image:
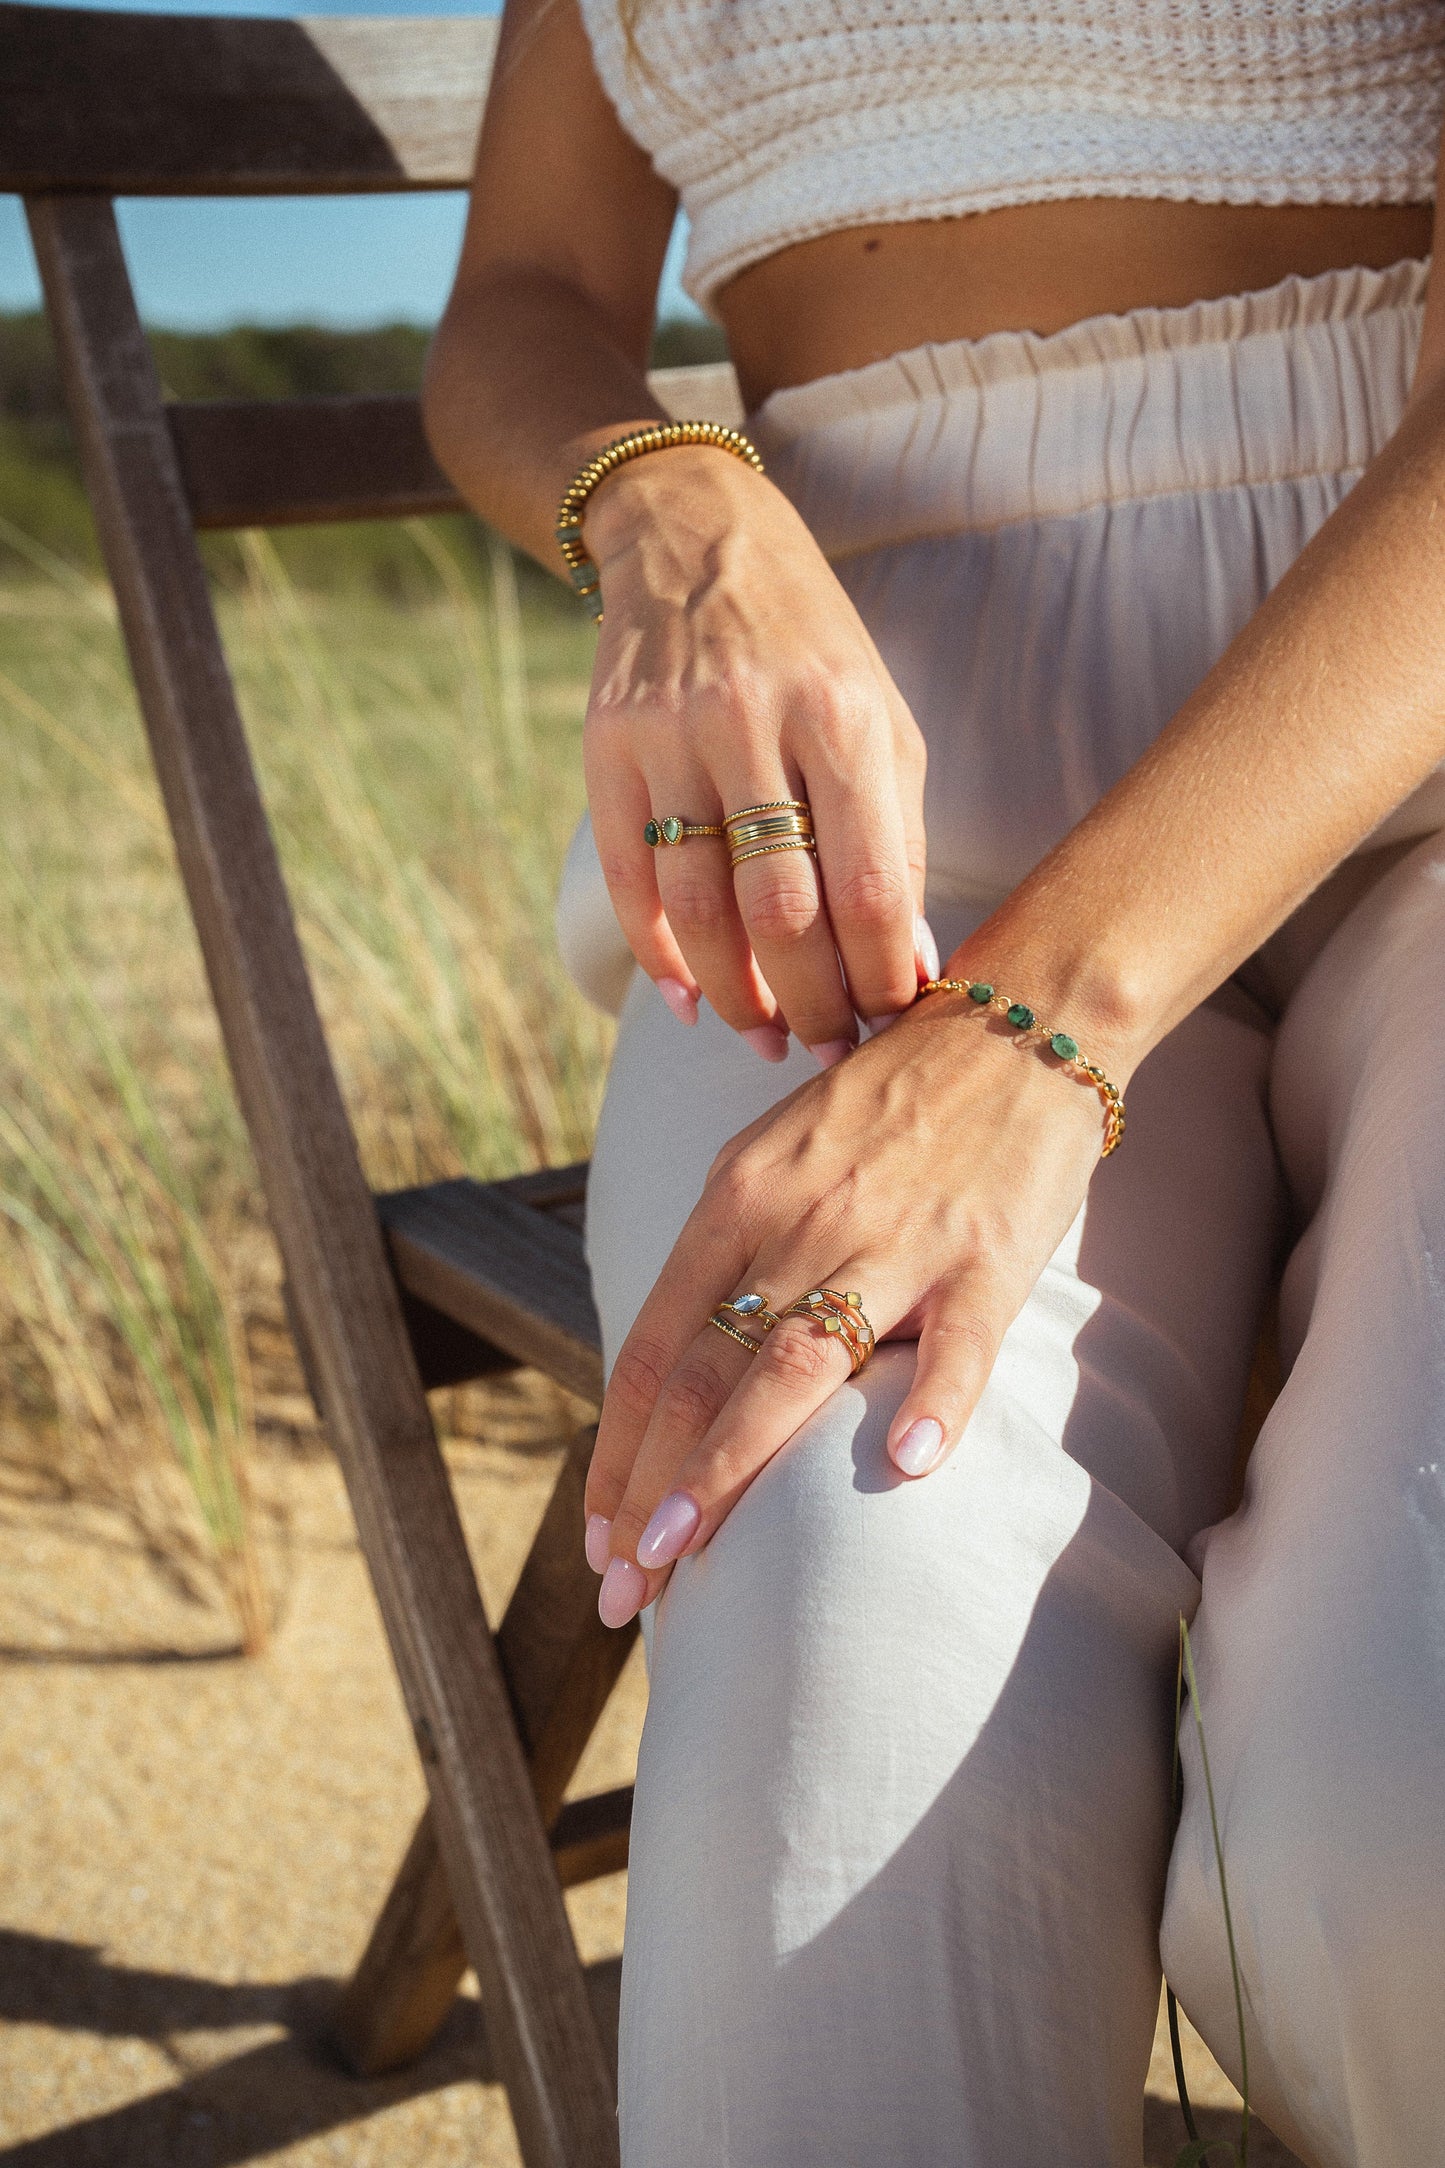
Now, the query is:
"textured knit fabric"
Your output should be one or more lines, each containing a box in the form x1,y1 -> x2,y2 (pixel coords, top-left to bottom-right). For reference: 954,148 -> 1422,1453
579,264 -> 1445,2165
555,259 -> 1445,1018
576,0 -> 1445,310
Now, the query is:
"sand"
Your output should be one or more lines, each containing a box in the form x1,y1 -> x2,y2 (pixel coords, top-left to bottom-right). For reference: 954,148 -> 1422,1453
0,1349 -> 1299,2166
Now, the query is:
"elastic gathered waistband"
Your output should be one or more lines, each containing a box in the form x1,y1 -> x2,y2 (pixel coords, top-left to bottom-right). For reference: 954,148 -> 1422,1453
749,260 -> 1428,556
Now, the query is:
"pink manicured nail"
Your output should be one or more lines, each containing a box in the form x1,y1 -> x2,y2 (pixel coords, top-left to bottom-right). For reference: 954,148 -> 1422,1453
865,1012 -> 901,1036
598,1555 -> 648,1629
808,1038 -> 853,1069
657,977 -> 699,1026
915,914 -> 941,981
584,1513 -> 613,1574
893,1417 -> 945,1477
742,1024 -> 790,1063
636,1490 -> 701,1570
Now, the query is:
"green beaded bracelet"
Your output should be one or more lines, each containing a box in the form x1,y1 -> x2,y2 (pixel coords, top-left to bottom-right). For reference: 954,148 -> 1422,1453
916,978 -> 1126,1156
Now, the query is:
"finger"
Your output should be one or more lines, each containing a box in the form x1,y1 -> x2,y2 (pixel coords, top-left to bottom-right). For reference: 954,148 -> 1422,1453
596,1313 -> 762,1624
730,833 -> 859,1063
615,1279 -> 870,1581
584,738 -> 701,1020
881,674 -> 929,920
808,752 -> 921,1025
885,1270 -> 1019,1477
650,817 -> 787,1046
584,1190 -> 753,1534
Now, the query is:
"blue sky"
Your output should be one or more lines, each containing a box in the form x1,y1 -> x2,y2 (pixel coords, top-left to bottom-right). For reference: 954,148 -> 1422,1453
0,0 -> 699,330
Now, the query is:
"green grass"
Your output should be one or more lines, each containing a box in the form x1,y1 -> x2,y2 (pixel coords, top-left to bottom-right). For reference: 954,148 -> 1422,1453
0,527 -> 611,1647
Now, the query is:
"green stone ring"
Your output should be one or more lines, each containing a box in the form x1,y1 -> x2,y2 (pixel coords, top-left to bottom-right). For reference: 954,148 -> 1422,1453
644,815 -> 725,847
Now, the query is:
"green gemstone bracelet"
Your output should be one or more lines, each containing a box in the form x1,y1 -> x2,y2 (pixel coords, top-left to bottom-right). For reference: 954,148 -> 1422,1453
916,978 -> 1126,1157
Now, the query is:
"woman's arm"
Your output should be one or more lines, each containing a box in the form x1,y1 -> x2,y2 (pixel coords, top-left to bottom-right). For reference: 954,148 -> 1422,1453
582,149 -> 1445,1628
952,128 -> 1445,1072
425,0 -> 928,1061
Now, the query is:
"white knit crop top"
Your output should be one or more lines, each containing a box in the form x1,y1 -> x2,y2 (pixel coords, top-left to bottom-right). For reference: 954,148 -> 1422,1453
576,1 -> 1445,313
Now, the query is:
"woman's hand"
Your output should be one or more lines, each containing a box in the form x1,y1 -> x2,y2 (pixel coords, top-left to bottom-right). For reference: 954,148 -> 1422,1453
582,445 -> 931,1064
582,986 -> 1136,1627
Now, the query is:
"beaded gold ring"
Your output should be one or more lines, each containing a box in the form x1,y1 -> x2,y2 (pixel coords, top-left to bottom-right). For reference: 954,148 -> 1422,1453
708,1311 -> 766,1354
915,978 -> 1126,1156
556,421 -> 767,623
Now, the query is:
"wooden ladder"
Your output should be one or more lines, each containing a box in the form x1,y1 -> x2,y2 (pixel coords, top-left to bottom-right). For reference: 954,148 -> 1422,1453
2,6 -> 745,2159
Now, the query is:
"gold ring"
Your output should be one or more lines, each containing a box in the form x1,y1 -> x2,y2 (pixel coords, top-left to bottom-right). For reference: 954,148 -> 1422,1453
724,799 -> 810,824
708,1311 -> 765,1353
725,803 -> 816,871
645,816 -> 726,846
725,813 -> 814,845
731,836 -> 819,868
719,1292 -> 780,1331
780,1287 -> 876,1375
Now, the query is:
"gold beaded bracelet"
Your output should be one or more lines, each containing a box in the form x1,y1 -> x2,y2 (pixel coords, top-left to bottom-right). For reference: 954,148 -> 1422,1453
555,421 -> 767,623
915,978 -> 1127,1156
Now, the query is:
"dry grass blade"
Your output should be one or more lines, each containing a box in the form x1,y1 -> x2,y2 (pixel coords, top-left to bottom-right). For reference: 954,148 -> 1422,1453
0,516 -> 606,1644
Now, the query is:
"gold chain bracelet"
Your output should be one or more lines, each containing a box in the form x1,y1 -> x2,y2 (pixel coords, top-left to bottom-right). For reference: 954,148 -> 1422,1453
555,421 -> 767,623
915,978 -> 1127,1156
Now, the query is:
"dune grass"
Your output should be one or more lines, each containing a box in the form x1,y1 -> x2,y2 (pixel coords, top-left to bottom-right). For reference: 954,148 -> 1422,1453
0,527 -> 609,1650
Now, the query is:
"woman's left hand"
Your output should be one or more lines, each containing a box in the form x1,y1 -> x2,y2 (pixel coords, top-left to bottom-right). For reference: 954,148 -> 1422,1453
583,985 -> 1136,1626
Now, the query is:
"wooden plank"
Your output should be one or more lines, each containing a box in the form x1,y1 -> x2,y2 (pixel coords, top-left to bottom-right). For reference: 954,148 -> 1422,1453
553,1788 -> 632,1889
1,7 -> 494,195
338,1426 -> 638,2078
172,395 -> 461,531
497,1425 -> 637,1828
170,365 -> 744,533
379,1179 -> 604,1407
332,1808 -> 469,2079
28,193 -> 617,2168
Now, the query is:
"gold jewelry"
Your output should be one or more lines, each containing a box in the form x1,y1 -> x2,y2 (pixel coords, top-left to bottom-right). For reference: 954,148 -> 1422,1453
725,801 -> 816,870
731,837 -> 819,868
556,422 -> 767,623
725,800 -> 810,823
719,1292 -> 780,1330
708,1311 -> 766,1354
915,978 -> 1126,1156
644,817 -> 726,846
780,1287 -> 876,1376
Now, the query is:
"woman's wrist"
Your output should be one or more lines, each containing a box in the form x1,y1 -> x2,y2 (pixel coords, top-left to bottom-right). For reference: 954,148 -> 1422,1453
942,894 -> 1156,1091
582,440 -> 771,570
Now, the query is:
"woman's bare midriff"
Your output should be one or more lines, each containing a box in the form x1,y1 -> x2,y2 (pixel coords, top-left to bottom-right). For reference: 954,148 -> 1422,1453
719,197 -> 1439,1022
718,198 -> 1433,410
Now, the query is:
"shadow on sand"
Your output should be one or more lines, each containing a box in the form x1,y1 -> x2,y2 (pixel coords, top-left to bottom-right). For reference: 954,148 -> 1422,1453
0,1927 -> 621,2165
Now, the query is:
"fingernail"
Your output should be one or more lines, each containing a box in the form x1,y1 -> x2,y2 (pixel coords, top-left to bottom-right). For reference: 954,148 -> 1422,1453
657,976 -> 699,1026
808,1037 -> 853,1070
636,1489 -> 701,1570
742,1024 -> 790,1063
598,1555 -> 648,1629
915,913 -> 941,981
584,1512 -> 613,1574
865,1012 -> 901,1036
893,1417 -> 945,1477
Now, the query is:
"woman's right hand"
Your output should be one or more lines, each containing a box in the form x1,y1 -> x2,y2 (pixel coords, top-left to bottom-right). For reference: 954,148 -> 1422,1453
580,442 -> 932,1063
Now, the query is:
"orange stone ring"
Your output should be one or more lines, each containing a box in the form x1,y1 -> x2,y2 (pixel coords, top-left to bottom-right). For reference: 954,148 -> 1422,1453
780,1287 -> 876,1376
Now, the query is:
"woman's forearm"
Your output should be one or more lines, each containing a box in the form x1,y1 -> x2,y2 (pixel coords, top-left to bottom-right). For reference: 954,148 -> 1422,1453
422,265 -> 672,569
954,366 -> 1445,1081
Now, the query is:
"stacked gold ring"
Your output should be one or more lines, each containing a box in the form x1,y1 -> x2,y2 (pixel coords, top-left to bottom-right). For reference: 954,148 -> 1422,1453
780,1288 -> 875,1376
724,799 -> 816,870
